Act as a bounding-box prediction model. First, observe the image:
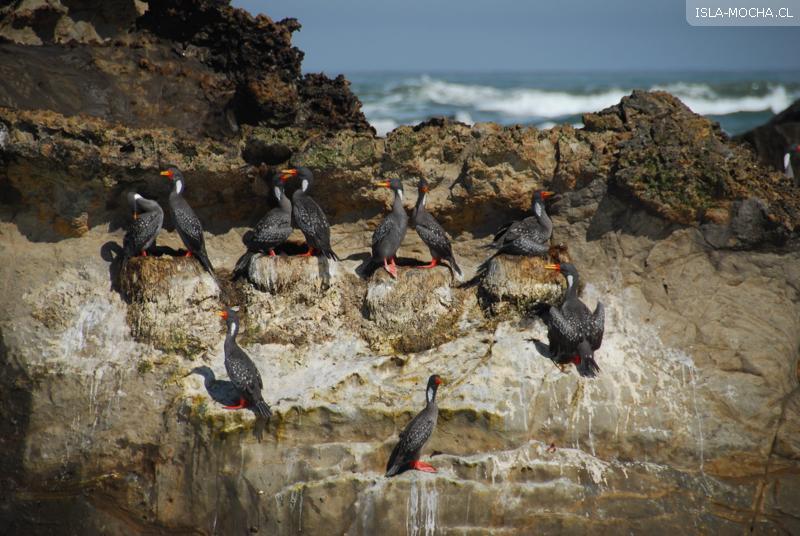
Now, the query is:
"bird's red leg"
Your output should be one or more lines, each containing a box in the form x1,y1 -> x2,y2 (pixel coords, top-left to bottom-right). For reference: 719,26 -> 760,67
268,249 -> 276,257
223,397 -> 248,410
298,245 -> 315,257
410,460 -> 437,473
141,250 -> 148,257
184,251 -> 193,258
416,258 -> 439,269
385,256 -> 398,278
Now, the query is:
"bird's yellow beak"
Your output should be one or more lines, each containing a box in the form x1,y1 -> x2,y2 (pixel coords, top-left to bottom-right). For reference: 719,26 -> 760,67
160,170 -> 174,179
374,180 -> 391,188
542,191 -> 555,199
544,263 -> 561,271
217,311 -> 228,319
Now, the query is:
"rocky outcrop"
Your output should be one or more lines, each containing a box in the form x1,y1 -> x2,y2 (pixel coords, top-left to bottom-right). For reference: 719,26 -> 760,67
0,0 -> 371,136
1,4 -> 800,535
738,98 -> 800,172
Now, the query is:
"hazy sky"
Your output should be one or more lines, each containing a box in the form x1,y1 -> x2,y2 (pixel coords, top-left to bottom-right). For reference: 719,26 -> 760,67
233,0 -> 799,73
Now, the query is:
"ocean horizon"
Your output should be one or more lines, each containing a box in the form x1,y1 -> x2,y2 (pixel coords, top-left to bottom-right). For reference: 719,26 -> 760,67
336,70 -> 800,137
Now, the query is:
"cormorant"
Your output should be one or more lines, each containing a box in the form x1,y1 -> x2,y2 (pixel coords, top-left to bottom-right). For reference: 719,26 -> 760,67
487,189 -> 555,257
161,167 -> 215,275
370,178 -> 408,279
232,172 -> 293,280
217,307 -> 272,419
411,178 -> 462,279
539,263 -> 604,378
385,375 -> 442,477
281,167 -> 339,260
123,192 -> 163,258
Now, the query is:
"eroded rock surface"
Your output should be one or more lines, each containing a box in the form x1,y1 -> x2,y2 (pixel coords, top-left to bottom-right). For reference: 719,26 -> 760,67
0,4 -> 799,535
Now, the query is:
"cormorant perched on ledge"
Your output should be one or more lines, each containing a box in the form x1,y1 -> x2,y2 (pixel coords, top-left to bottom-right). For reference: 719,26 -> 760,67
487,189 -> 555,257
281,167 -> 339,260
123,192 -> 163,258
232,172 -> 293,280
538,263 -> 604,378
369,178 -> 408,279
217,308 -> 272,419
411,178 -> 462,279
386,374 -> 442,477
161,167 -> 215,275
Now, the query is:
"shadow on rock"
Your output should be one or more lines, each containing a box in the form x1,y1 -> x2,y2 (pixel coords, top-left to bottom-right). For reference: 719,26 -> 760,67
190,366 -> 269,442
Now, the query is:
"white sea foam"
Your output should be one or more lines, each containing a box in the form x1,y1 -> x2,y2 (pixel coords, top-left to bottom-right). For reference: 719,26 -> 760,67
358,75 -> 797,128
370,118 -> 399,137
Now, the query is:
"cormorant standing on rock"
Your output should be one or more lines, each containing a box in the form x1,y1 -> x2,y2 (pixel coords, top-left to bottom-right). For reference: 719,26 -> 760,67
281,167 -> 339,260
161,167 -> 215,275
123,192 -> 163,258
537,263 -> 604,378
369,178 -> 408,279
232,172 -> 293,280
217,307 -> 272,419
411,178 -> 462,279
385,375 -> 442,477
487,189 -> 555,257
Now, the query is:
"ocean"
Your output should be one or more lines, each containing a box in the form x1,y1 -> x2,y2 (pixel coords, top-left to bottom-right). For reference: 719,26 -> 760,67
345,71 -> 800,137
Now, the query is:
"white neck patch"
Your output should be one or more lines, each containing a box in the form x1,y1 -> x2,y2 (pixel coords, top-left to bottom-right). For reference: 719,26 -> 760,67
273,186 -> 282,201
397,189 -> 403,201
421,193 -> 427,207
175,179 -> 184,195
301,179 -> 309,192
134,193 -> 142,201
426,386 -> 435,403
534,202 -> 542,217
567,274 -> 574,289
228,320 -> 237,338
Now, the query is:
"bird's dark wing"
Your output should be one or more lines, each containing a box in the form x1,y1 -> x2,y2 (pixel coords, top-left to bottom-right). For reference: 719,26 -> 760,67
386,409 -> 435,475
252,209 -> 292,248
170,195 -> 206,252
548,307 -> 582,352
124,210 -> 162,255
415,214 -> 453,258
293,197 -> 332,248
371,216 -> 397,249
589,302 -> 605,351
225,345 -> 264,399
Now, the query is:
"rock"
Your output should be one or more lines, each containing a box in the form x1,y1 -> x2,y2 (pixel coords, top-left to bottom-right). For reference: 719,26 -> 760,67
1,4 -> 800,533
478,255 -> 568,316
737,98 -> 800,173
364,267 -> 470,353
119,255 -> 221,354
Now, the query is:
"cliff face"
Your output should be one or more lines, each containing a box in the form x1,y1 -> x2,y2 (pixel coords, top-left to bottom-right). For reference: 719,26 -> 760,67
1,3 -> 800,536
0,0 -> 371,137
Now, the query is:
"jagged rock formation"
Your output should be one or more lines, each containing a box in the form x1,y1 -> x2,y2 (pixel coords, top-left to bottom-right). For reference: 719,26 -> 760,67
0,0 -> 371,136
1,4 -> 799,535
738,98 -> 800,172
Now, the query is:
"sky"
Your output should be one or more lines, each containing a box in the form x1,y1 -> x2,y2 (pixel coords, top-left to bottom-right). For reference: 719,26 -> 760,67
232,0 -> 799,73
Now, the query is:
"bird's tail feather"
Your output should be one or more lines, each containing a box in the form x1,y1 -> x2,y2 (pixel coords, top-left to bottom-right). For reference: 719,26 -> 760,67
254,400 -> 272,420
447,255 -> 463,280
576,357 -> 600,378
323,248 -> 339,262
197,248 -> 215,275
232,251 -> 256,281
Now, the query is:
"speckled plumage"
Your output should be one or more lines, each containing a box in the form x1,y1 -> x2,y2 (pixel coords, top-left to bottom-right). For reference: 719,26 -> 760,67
545,264 -> 604,377
385,375 -> 441,477
233,175 -> 293,279
123,193 -> 163,258
290,168 -> 338,260
164,168 -> 215,275
411,179 -> 461,277
221,309 -> 272,419
489,190 -> 553,257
